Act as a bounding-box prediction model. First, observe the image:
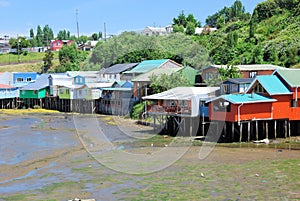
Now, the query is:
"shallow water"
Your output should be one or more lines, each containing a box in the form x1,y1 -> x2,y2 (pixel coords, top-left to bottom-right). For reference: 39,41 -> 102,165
0,116 -> 79,165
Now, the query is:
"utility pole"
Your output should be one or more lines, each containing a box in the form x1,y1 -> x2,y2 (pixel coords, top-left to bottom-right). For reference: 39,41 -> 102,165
104,22 -> 107,41
17,34 -> 20,63
76,9 -> 80,43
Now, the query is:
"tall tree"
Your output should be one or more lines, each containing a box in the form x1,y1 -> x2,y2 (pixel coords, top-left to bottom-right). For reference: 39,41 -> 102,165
29,28 -> 34,38
36,25 -> 43,47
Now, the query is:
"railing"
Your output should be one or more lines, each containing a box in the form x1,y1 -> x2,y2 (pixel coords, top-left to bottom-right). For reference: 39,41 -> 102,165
149,105 -> 191,115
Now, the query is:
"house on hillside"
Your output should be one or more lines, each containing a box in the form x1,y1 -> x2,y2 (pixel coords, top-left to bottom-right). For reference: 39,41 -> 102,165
141,26 -> 173,36
50,39 -> 75,51
99,63 -> 139,82
202,64 -> 285,83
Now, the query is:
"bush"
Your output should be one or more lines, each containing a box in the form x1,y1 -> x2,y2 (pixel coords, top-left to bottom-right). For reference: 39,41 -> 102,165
130,101 -> 146,119
33,105 -> 41,109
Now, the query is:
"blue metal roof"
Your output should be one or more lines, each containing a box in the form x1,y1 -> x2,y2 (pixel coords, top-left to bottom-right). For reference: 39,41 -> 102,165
207,93 -> 277,104
20,74 -> 50,90
124,59 -> 168,74
252,75 -> 292,95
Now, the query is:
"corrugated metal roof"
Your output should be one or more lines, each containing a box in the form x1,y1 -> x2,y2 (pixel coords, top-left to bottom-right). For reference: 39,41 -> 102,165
275,69 -> 300,87
257,75 -> 291,95
101,87 -> 132,91
20,74 -> 49,90
124,59 -> 168,74
102,63 -> 139,74
85,82 -> 114,88
143,87 -> 219,101
208,64 -> 286,71
66,71 -> 99,77
132,67 -> 182,82
208,93 -> 277,104
227,78 -> 254,84
246,75 -> 292,95
0,84 -> 15,89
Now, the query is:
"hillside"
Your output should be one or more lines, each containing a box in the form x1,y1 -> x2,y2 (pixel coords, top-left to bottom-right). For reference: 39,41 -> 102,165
200,0 -> 300,68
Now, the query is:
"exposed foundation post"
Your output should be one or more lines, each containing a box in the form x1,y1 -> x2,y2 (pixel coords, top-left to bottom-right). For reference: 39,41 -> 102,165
288,120 -> 291,137
256,121 -> 259,140
248,121 -> 251,142
285,120 -> 288,138
239,123 -> 243,142
274,120 -> 277,139
232,122 -> 234,141
266,121 -> 269,139
224,122 -> 227,140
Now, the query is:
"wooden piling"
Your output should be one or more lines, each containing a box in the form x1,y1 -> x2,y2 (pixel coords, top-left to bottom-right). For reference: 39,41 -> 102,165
239,123 -> 243,142
247,121 -> 251,142
232,122 -> 234,141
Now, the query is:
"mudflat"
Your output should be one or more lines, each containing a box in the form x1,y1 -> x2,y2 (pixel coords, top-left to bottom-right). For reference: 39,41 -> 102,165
0,112 -> 299,200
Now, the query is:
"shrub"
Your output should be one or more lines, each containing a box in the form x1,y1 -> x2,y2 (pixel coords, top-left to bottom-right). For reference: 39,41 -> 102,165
33,105 -> 41,109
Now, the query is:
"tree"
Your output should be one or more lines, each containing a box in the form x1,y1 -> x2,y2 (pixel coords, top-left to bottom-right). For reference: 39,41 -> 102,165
251,44 -> 263,64
57,30 -> 70,40
29,28 -> 34,38
91,33 -> 98,40
90,32 -> 210,69
42,49 -> 54,73
55,43 -> 88,72
43,25 -> 54,47
173,10 -> 187,27
150,73 -> 192,94
185,21 -> 196,35
173,24 -> 184,33
249,9 -> 258,38
36,25 -> 43,47
218,65 -> 241,81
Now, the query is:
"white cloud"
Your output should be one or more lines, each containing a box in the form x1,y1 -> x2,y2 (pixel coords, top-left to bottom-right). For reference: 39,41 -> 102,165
0,0 -> 10,7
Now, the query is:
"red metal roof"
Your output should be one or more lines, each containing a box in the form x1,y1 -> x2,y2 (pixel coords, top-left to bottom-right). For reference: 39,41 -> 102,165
0,84 -> 14,89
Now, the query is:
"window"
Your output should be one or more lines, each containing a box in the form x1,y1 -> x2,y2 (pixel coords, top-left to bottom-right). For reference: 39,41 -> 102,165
291,99 -> 298,108
66,89 -> 70,94
249,71 -> 257,78
213,100 -> 231,112
26,77 -> 32,82
59,89 -> 64,94
17,78 -> 23,82
222,84 -> 229,94
33,90 -> 37,95
254,84 -> 266,93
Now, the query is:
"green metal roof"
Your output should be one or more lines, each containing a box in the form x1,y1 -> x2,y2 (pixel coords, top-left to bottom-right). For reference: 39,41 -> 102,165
132,67 -> 182,82
124,59 -> 168,74
255,75 -> 292,95
208,93 -> 277,104
275,69 -> 300,87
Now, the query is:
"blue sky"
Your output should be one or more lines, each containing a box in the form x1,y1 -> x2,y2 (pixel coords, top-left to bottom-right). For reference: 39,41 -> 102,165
0,0 -> 265,38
